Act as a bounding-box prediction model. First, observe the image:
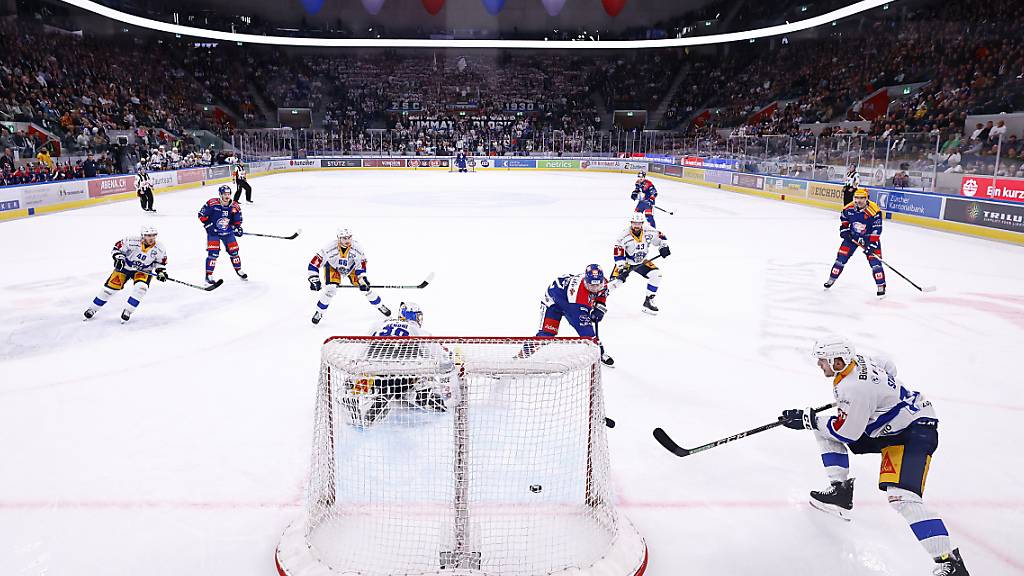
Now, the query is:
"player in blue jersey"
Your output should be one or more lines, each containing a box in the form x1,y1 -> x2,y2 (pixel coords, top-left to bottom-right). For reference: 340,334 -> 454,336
198,185 -> 247,284
520,264 -> 613,365
779,336 -> 969,576
824,188 -> 886,297
631,171 -> 658,227
455,151 -> 468,173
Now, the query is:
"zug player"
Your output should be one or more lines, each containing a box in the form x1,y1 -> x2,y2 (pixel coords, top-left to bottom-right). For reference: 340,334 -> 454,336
631,171 -> 658,227
84,226 -> 168,323
526,264 -> 613,365
824,188 -> 886,297
198,185 -> 247,284
609,212 -> 671,315
779,336 -> 969,576
342,302 -> 457,427
307,228 -> 392,325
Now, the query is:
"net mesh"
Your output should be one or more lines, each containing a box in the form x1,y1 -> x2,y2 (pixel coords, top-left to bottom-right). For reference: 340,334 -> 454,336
305,337 -> 615,576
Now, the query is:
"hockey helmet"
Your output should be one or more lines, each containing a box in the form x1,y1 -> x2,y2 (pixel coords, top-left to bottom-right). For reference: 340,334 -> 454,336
630,212 -> 646,227
811,335 -> 856,368
140,225 -> 158,237
583,264 -> 607,293
218,184 -> 232,196
637,171 -> 647,180
853,188 -> 870,199
400,301 -> 423,326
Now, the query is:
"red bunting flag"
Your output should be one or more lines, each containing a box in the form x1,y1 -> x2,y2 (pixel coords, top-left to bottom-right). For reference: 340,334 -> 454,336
422,0 -> 445,15
602,0 -> 626,16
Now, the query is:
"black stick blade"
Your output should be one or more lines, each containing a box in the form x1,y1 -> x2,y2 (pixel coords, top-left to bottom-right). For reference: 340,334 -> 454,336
653,428 -> 691,457
605,417 -> 616,428
416,272 -> 436,289
205,279 -> 224,291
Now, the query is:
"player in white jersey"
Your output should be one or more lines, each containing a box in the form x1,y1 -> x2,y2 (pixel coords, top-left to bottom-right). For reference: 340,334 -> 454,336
779,336 -> 969,576
84,226 -> 168,323
307,228 -> 391,325
341,303 -> 458,427
608,212 -> 671,315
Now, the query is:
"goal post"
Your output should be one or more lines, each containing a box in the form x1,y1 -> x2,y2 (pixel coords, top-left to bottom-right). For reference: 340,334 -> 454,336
449,156 -> 477,172
276,336 -> 647,576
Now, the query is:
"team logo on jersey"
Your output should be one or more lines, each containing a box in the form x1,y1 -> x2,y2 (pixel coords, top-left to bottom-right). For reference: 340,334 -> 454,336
217,217 -> 230,230
852,222 -> 867,235
834,408 -> 847,430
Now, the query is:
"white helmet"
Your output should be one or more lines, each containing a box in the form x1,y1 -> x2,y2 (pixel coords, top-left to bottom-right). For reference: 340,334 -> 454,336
811,335 -> 855,367
140,225 -> 158,236
630,212 -> 646,226
400,301 -> 423,326
336,228 -> 352,240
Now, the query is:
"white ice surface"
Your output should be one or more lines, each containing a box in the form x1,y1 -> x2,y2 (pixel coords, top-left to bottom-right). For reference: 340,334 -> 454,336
0,170 -> 1021,575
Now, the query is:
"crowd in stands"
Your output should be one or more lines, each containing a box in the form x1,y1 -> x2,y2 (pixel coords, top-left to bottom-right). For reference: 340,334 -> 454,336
2,0 -> 1024,188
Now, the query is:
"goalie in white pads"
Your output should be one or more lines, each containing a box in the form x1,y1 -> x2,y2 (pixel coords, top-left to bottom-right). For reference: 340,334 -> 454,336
609,212 -> 670,315
341,302 -> 458,428
84,226 -> 168,323
779,336 -> 969,576
307,228 -> 392,324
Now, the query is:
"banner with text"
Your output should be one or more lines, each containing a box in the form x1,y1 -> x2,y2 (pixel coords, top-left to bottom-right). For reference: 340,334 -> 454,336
871,189 -> 942,219
944,198 -> 1024,233
807,182 -> 845,205
960,175 -> 1024,203
537,160 -> 581,169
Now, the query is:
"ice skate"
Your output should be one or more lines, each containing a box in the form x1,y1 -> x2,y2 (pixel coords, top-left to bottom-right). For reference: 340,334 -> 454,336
312,311 -> 323,325
933,548 -> 969,576
83,307 -> 97,320
877,284 -> 886,298
641,294 -> 659,315
824,278 -> 835,289
377,303 -> 391,317
120,309 -> 132,323
809,478 -> 854,521
236,270 -> 248,281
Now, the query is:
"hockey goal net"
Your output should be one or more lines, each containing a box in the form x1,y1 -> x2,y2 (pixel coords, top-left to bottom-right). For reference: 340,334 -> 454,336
449,156 -> 477,172
276,336 -> 647,576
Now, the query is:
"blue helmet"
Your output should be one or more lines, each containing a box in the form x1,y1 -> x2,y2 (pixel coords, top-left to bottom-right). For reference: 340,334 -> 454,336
637,171 -> 647,180
400,302 -> 423,326
218,184 -> 232,195
583,264 -> 606,293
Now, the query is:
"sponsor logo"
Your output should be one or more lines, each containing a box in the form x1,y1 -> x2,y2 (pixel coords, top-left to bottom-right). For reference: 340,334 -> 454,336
363,159 -> 407,168
808,183 -> 844,204
704,169 -> 732,185
150,173 -> 176,187
290,159 -> 316,167
206,165 -> 231,179
682,156 -> 703,167
0,199 -> 20,211
480,159 -> 490,168
732,173 -> 765,190
944,197 -> 1024,232
683,168 -> 704,180
665,165 -> 683,177
871,189 -> 941,219
176,168 -> 206,185
623,162 -> 648,171
648,163 -> 665,174
765,178 -> 808,196
538,160 -> 580,169
322,159 -> 362,168
88,176 -> 134,198
960,176 -> 1024,203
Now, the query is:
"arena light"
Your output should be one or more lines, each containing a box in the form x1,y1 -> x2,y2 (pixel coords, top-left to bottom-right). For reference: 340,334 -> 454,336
60,0 -> 890,48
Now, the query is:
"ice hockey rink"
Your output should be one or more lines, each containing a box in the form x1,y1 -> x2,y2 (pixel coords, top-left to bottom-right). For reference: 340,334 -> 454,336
0,168 -> 1021,576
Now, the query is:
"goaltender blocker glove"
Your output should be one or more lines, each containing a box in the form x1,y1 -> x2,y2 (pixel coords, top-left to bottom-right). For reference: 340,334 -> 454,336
155,267 -> 168,282
779,407 -> 819,431
590,302 -> 607,323
358,275 -> 371,292
308,275 -> 322,291
112,253 -> 127,272
659,245 -> 671,259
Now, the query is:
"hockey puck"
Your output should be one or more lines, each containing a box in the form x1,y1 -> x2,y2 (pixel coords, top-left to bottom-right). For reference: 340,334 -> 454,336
529,484 -> 542,493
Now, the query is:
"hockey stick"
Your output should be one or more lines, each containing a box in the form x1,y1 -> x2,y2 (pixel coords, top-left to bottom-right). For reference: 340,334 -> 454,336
593,321 -> 614,366
652,402 -> 836,458
338,272 -> 435,290
654,205 -> 675,215
857,242 -> 935,292
165,275 -> 224,291
123,268 -> 223,291
244,229 -> 301,240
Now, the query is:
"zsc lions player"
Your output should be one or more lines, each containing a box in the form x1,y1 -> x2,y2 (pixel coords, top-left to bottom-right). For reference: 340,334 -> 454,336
198,185 -> 247,283
522,264 -> 613,365
631,171 -> 658,227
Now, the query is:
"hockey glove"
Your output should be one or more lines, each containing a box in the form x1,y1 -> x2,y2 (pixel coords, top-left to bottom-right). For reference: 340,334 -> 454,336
865,243 -> 879,256
659,245 -> 671,259
358,276 -> 371,292
308,275 -> 322,291
630,191 -> 639,201
616,264 -> 632,282
840,229 -> 851,241
155,268 -> 168,282
112,253 -> 127,272
779,407 -> 818,431
232,226 -> 243,237
590,302 -> 607,323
